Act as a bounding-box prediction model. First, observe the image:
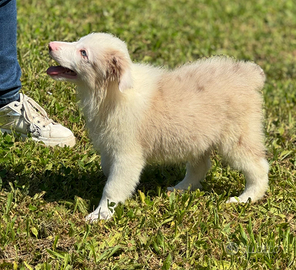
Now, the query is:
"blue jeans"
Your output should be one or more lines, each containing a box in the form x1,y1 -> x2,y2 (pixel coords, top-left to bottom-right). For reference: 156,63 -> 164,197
0,0 -> 21,106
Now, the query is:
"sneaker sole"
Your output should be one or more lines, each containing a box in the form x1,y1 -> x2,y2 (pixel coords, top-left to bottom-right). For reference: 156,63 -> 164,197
0,128 -> 76,147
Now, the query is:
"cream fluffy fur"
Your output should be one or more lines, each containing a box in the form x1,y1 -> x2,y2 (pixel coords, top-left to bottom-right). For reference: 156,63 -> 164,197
47,33 -> 269,222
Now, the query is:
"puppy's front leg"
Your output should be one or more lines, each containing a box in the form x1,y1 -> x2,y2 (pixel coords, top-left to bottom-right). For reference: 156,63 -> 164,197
85,153 -> 145,222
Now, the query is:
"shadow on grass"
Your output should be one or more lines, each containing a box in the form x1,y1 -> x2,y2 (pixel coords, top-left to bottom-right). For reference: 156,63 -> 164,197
0,134 -> 241,212
1,160 -> 240,213
0,161 -> 186,207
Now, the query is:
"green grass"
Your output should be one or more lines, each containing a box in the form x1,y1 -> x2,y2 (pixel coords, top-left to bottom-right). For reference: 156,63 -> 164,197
0,0 -> 296,269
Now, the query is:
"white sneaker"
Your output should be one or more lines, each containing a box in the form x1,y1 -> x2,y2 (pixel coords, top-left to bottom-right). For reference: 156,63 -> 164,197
0,93 -> 75,147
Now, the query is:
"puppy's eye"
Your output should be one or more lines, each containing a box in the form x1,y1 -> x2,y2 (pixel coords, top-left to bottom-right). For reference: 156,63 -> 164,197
80,50 -> 88,58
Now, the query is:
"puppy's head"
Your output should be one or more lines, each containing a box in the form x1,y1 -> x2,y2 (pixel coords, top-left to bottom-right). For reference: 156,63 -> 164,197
47,33 -> 133,92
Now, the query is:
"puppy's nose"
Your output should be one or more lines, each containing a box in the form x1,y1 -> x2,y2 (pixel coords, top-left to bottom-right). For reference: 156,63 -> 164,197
48,42 -> 59,52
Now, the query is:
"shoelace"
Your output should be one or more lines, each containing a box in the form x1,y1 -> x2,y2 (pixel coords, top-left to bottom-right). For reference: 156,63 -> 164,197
22,95 -> 54,134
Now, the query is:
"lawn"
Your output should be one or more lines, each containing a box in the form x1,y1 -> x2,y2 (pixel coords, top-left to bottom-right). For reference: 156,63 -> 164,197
0,0 -> 296,269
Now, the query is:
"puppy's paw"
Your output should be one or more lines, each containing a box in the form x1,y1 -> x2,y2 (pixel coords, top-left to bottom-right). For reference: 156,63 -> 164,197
85,209 -> 113,223
167,187 -> 186,196
167,186 -> 177,192
85,212 -> 100,223
226,197 -> 240,203
85,199 -> 117,222
226,196 -> 250,203
167,183 -> 202,192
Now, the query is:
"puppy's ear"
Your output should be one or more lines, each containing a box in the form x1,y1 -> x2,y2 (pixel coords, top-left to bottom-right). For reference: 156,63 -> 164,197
118,68 -> 133,92
109,53 -> 133,92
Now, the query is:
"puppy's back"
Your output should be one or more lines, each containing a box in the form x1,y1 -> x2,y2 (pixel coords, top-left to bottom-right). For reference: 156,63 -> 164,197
139,57 -> 266,162
172,57 -> 265,93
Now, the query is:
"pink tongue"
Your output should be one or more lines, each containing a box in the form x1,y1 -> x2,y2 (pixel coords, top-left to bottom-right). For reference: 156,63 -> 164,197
46,66 -> 68,75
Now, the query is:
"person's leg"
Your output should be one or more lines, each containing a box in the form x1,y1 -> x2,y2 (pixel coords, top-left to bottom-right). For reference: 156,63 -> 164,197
0,0 -> 76,147
0,0 -> 21,106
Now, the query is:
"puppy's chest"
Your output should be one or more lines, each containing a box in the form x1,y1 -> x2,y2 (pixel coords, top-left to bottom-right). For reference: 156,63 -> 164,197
87,112 -> 138,151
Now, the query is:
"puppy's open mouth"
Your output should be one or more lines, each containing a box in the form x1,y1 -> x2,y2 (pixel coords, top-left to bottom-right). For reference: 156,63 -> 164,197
47,66 -> 77,79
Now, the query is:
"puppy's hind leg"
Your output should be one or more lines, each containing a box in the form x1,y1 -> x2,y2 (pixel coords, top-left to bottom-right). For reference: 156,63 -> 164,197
224,134 -> 269,203
167,153 -> 211,192
227,156 -> 269,203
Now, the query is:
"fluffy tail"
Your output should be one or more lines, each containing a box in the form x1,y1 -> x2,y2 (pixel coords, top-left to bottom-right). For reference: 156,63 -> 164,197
246,62 -> 266,91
